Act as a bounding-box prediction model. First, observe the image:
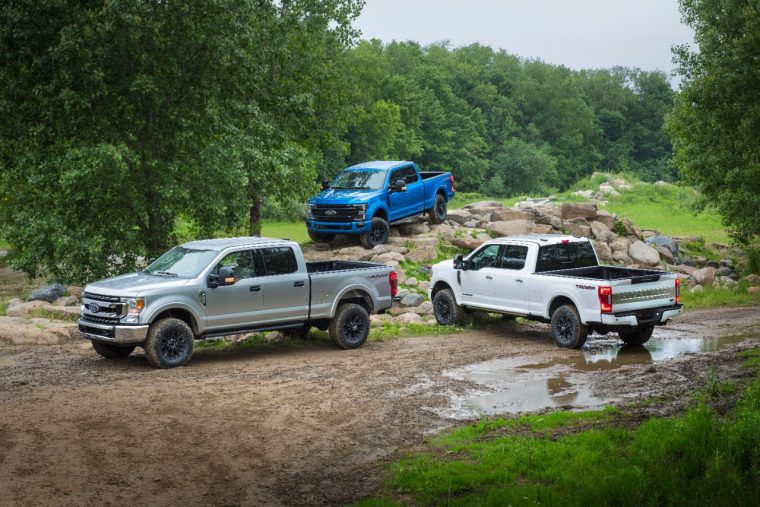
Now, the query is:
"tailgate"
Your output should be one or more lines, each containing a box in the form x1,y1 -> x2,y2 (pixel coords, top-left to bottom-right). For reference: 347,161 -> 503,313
610,276 -> 678,313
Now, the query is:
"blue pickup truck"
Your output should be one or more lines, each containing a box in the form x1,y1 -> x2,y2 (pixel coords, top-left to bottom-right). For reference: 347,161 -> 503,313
307,160 -> 455,247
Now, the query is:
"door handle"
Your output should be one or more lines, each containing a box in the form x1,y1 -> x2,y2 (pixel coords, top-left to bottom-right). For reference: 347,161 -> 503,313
485,275 -> 493,280
294,281 -> 305,287
516,279 -> 524,283
250,285 -> 261,292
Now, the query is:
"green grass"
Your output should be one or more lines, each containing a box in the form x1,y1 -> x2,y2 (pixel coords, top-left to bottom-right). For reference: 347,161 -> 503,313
681,281 -> 760,309
364,359 -> 760,506
261,220 -> 311,244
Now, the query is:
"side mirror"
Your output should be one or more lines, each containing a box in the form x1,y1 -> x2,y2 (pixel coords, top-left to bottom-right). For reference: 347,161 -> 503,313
391,179 -> 407,192
454,254 -> 467,270
218,266 -> 236,286
321,179 -> 330,191
147,257 -> 156,265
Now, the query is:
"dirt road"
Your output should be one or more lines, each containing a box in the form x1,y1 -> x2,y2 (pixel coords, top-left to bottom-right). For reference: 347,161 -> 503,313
1,306 -> 759,506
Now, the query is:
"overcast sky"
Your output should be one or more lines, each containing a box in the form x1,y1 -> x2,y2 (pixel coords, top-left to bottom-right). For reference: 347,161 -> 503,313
354,0 -> 694,82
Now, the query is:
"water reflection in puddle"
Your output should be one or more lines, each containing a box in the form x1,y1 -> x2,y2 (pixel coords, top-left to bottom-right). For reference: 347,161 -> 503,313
440,333 -> 749,419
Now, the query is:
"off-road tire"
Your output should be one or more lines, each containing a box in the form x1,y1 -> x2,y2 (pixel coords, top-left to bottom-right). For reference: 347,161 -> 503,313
428,193 -> 447,224
433,289 -> 466,326
144,318 -> 194,368
329,303 -> 370,349
91,341 -> 135,359
359,217 -> 390,248
308,230 -> 336,243
550,304 -> 589,349
618,324 -> 655,346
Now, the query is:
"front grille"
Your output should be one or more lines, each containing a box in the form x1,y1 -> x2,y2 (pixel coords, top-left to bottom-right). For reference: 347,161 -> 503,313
82,314 -> 119,325
311,205 -> 359,222
83,292 -> 120,303
313,223 -> 352,231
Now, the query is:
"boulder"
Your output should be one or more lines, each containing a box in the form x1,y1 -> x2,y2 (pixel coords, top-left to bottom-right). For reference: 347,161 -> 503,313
398,223 -> 430,236
373,251 -> 406,263
429,223 -> 456,240
628,241 -> 660,266
400,293 -> 425,307
533,224 -> 555,234
0,316 -> 74,346
645,236 -> 679,257
594,210 -> 616,230
450,237 -> 484,250
609,237 -> 630,253
748,287 -> 760,295
593,241 -> 613,263
715,266 -> 733,277
446,210 -> 472,225
560,203 -> 597,220
55,295 -> 80,307
67,286 -> 84,299
463,219 -> 478,228
396,312 -> 424,324
28,284 -> 67,303
574,189 -> 595,199
590,221 -> 615,243
612,250 -> 632,265
404,277 -> 418,287
491,208 -> 535,221
334,246 -> 375,261
693,267 -> 717,285
690,285 -> 705,294
407,238 -> 439,262
418,281 -> 431,292
6,300 -> 49,317
7,298 -> 23,310
745,274 -> 760,285
564,222 -> 591,238
719,258 -> 734,268
621,218 -> 641,238
656,247 -> 674,261
487,220 -> 535,237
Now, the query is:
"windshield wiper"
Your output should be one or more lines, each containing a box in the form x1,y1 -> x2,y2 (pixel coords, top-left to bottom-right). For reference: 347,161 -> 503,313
153,271 -> 179,277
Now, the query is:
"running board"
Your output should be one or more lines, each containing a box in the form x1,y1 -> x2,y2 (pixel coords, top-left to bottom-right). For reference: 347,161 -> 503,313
200,321 -> 305,339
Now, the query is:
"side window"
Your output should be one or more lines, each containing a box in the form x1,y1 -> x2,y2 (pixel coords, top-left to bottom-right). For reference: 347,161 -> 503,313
499,245 -> 528,270
260,247 -> 298,275
403,166 -> 419,184
389,169 -> 403,187
468,244 -> 501,270
214,250 -> 259,281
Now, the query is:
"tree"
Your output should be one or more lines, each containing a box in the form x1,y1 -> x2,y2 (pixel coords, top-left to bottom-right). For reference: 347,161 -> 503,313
0,0 -> 361,283
667,0 -> 760,243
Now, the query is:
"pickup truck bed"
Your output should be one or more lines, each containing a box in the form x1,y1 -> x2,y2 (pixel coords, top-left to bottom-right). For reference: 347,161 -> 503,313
541,266 -> 664,282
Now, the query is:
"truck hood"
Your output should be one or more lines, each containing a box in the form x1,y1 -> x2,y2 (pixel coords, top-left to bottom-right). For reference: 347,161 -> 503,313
84,272 -> 191,297
310,188 -> 384,205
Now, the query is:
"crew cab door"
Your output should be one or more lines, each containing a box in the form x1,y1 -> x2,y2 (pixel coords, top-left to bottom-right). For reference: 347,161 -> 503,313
255,246 -> 309,324
204,249 -> 264,331
460,244 -> 502,308
387,165 -> 424,221
492,244 -> 530,313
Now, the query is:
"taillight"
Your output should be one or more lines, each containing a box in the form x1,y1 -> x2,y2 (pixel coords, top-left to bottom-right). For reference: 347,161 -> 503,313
675,278 -> 681,304
450,174 -> 455,192
389,271 -> 398,298
598,286 -> 612,313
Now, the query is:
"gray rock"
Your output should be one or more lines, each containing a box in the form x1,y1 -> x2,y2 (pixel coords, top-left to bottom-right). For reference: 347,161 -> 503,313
398,223 -> 430,236
628,241 -> 660,266
609,237 -> 630,253
450,237 -> 484,250
719,258 -> 734,268
612,250 -> 632,265
593,241 -> 613,262
396,312 -> 424,324
645,236 -> 679,257
715,266 -> 733,277
446,210 -> 472,225
590,221 -> 615,243
404,277 -> 419,287
693,267 -> 716,285
564,222 -> 591,238
487,220 -> 535,237
744,274 -> 760,285
533,224 -> 554,234
28,284 -> 67,303
464,200 -> 503,209
55,295 -> 80,307
463,219 -> 478,228
560,203 -> 597,220
594,210 -> 616,230
705,260 -> 721,269
656,247 -> 674,261
690,285 -> 705,294
7,298 -> 23,309
491,208 -> 535,221
400,293 -> 425,307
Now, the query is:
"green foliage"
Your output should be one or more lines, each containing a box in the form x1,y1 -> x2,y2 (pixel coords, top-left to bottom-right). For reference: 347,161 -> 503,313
747,249 -> 760,276
680,281 -> 760,309
0,0 -> 362,283
667,0 -> 760,243
368,372 -> 760,506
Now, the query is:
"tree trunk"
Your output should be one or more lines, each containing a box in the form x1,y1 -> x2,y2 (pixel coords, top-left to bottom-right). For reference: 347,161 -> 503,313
249,194 -> 262,236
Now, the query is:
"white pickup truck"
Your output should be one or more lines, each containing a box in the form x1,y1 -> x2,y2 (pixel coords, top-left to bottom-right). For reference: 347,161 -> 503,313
429,235 -> 683,348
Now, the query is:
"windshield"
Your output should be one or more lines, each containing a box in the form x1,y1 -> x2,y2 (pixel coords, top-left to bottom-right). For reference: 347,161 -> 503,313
330,169 -> 386,190
145,246 -> 219,278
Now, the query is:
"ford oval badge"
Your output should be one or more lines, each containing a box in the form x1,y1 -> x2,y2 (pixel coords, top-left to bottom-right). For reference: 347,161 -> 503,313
88,303 -> 100,313
325,209 -> 337,216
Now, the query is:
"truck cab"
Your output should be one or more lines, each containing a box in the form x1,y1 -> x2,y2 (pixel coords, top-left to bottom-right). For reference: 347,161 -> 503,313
307,160 -> 455,248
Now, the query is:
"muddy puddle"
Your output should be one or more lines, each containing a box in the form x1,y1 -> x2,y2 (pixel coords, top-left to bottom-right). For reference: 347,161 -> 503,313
438,331 -> 750,419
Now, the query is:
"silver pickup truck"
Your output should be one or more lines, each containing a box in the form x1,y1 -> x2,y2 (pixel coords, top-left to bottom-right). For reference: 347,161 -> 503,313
78,237 -> 397,368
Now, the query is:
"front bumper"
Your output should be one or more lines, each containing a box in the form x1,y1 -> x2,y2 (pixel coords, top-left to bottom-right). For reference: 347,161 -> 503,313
307,219 -> 370,234
78,319 -> 149,344
600,304 -> 684,327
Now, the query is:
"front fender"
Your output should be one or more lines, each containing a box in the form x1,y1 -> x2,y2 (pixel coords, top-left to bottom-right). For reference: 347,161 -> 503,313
143,299 -> 204,333
430,274 -> 463,305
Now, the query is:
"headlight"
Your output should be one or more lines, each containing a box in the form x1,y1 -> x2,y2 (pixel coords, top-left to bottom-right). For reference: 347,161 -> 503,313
356,204 -> 367,220
120,297 -> 145,323
307,204 -> 314,220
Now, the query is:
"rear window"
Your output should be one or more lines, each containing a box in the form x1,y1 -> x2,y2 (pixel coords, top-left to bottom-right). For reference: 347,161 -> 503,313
259,247 -> 298,275
535,241 -> 598,272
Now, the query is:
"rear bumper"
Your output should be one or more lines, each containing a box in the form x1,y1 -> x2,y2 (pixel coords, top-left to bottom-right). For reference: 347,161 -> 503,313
600,304 -> 684,327
306,219 -> 370,234
78,319 -> 149,344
